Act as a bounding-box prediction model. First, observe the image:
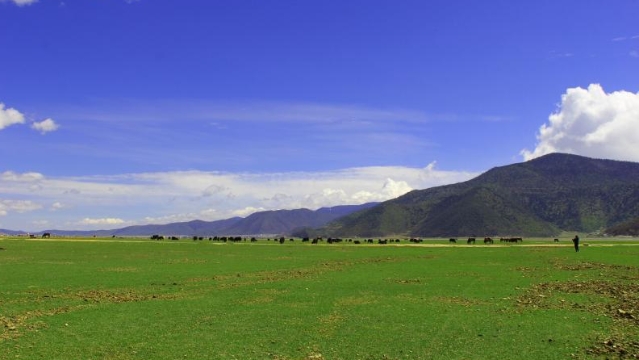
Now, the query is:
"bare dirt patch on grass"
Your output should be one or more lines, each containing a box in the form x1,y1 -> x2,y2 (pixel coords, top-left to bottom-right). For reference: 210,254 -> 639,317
518,278 -> 639,358
1,306 -> 75,341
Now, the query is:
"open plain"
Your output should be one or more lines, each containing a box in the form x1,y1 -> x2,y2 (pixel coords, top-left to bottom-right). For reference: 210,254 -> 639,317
1,237 -> 638,359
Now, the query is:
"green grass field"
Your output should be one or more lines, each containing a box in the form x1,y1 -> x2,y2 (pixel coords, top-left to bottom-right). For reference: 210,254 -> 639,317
1,237 -> 638,359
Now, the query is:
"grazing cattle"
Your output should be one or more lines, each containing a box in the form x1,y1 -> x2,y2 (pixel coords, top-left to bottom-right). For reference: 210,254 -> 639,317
467,237 -> 476,244
151,234 -> 164,240
378,239 -> 388,244
354,240 -> 361,244
279,237 -> 285,244
449,238 -> 457,244
500,237 -> 523,243
554,238 -> 559,242
170,236 -> 179,241
483,237 -> 493,244
42,232 -> 51,238
251,237 -> 257,242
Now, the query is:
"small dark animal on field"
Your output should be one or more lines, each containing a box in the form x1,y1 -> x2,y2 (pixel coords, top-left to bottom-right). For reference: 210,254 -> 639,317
484,237 -> 493,244
554,238 -> 559,242
42,232 -> 51,238
467,238 -> 476,244
449,238 -> 457,243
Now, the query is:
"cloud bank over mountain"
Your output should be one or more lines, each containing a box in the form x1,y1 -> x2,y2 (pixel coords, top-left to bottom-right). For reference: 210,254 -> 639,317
522,84 -> 639,162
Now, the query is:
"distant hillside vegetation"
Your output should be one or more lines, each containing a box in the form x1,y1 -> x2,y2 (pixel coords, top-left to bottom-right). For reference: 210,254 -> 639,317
605,216 -> 639,236
324,153 -> 639,237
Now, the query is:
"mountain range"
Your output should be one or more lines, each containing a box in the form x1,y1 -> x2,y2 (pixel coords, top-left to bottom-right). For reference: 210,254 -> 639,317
322,153 -> 639,237
0,203 -> 378,237
3,153 -> 639,238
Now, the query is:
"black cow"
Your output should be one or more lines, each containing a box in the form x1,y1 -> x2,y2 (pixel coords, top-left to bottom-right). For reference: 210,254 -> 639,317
449,238 -> 457,244
42,232 -> 51,238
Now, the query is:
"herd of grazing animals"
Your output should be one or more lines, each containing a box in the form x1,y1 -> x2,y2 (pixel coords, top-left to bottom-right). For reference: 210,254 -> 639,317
146,235 -> 526,244
22,233 -> 533,244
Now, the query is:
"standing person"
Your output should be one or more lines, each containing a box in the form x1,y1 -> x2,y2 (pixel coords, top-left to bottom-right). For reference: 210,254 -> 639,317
572,235 -> 580,252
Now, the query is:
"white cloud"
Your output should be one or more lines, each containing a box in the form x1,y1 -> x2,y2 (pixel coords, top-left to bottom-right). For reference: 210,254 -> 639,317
79,218 -> 125,226
1,0 -> 38,6
50,202 -> 65,211
521,84 -> 639,162
0,103 -> 26,130
231,206 -> 267,217
0,200 -> 42,216
0,164 -> 478,230
31,118 -> 60,134
1,171 -> 45,182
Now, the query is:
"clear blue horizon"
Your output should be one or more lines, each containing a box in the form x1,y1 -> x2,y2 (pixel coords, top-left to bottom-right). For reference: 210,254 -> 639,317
1,0 -> 638,231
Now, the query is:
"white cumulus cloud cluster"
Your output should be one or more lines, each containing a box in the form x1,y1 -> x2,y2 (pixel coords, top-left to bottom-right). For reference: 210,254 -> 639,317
0,102 -> 59,134
0,103 -> 26,130
522,84 -> 639,162
31,118 -> 60,134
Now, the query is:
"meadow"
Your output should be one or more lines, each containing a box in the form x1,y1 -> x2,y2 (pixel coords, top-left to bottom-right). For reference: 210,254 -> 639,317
1,237 -> 638,359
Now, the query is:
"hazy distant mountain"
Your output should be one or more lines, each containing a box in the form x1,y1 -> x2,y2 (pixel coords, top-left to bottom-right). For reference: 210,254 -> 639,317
17,203 -> 378,237
222,203 -> 379,235
0,229 -> 24,236
323,153 -> 639,237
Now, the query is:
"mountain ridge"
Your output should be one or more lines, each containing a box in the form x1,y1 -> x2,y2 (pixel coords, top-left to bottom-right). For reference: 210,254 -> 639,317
1,203 -> 378,237
324,153 -> 639,237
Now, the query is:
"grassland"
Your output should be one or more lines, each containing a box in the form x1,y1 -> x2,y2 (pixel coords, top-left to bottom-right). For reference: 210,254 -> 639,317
1,236 -> 638,359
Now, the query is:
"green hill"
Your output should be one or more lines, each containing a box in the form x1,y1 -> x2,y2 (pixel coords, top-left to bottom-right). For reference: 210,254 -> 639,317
325,153 -> 639,237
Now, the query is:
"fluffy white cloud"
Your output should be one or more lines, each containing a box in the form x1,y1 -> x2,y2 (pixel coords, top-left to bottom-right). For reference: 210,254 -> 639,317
522,84 -> 639,162
0,103 -> 26,130
31,118 -> 60,134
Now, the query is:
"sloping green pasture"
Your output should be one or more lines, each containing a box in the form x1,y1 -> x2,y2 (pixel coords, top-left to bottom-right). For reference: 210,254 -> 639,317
1,238 -> 638,359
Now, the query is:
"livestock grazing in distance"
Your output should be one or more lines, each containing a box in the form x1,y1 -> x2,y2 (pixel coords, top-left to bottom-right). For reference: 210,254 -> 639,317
467,237 -> 476,244
484,237 -> 494,244
500,237 -> 523,243
150,234 -> 164,240
554,238 -> 559,242
449,238 -> 457,244
42,232 -> 51,238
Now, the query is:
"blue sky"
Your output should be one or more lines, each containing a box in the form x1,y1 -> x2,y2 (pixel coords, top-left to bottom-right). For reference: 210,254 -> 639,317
1,0 -> 638,231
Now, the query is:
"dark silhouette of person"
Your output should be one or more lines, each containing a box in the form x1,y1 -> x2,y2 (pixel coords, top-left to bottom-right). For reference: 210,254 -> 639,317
572,235 -> 580,252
